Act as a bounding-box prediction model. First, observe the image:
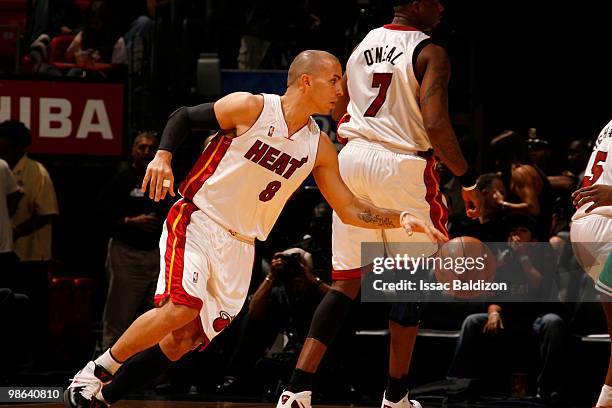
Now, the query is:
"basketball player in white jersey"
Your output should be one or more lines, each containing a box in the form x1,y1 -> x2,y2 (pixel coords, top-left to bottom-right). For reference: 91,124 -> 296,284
571,119 -> 612,408
277,2 -> 480,408
63,50 -> 446,408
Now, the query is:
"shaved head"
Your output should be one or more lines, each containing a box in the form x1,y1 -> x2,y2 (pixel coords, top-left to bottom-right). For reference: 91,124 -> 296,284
287,50 -> 340,87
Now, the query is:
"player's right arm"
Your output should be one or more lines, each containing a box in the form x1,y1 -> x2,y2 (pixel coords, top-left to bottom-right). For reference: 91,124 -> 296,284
142,92 -> 263,201
417,44 -> 480,218
312,133 -> 447,243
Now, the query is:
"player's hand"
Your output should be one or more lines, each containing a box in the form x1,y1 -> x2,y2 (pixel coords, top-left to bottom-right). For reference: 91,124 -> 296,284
461,188 -> 481,219
142,150 -> 176,202
572,184 -> 612,212
483,313 -> 504,334
400,212 -> 448,243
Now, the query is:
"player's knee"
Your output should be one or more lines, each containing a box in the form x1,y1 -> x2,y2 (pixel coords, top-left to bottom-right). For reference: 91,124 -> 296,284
307,289 -> 354,346
161,323 -> 201,361
331,278 -> 361,300
159,302 -> 200,328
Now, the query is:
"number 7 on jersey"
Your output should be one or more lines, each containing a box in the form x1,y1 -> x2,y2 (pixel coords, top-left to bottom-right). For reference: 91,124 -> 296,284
364,73 -> 393,117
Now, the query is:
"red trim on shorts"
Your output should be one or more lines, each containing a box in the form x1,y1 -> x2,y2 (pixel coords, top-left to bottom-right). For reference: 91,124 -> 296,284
179,135 -> 232,200
423,157 -> 449,238
383,24 -> 420,32
156,199 -> 202,311
336,113 -> 351,145
332,264 -> 373,281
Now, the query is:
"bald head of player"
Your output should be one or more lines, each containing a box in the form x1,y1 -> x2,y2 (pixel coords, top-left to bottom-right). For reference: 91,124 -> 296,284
286,50 -> 343,114
392,0 -> 444,31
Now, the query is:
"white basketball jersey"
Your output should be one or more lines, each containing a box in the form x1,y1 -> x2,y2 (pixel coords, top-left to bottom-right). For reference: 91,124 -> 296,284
179,94 -> 320,240
573,119 -> 612,220
338,25 -> 432,153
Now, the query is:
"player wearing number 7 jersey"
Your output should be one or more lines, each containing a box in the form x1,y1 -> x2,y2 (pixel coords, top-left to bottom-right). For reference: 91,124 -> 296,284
571,119 -> 612,408
63,50 -> 447,408
277,2 -> 481,408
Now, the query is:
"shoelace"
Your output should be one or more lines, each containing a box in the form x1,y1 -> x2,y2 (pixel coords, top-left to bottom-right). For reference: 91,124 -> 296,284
68,366 -> 102,399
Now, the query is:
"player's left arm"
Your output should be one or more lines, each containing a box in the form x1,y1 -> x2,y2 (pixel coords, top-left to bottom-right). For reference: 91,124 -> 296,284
572,184 -> 612,212
312,133 -> 447,243
331,73 -> 349,122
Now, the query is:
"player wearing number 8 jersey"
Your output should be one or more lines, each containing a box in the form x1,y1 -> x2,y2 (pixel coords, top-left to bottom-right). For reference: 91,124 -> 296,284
278,2 -> 481,408
63,50 -> 447,408
571,119 -> 612,408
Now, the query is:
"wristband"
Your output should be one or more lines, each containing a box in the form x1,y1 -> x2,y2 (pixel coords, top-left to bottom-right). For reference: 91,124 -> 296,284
459,168 -> 478,190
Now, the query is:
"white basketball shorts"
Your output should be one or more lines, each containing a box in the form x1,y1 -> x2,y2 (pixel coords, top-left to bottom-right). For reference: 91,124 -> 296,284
154,199 -> 255,347
571,214 -> 612,296
332,139 -> 448,280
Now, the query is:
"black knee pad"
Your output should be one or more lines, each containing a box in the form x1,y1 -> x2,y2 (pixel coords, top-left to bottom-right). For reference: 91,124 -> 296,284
389,302 -> 421,327
307,289 -> 353,346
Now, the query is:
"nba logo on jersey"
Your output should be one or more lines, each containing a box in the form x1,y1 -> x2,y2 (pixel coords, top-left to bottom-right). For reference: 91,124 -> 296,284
268,126 -> 275,137
192,271 -> 198,283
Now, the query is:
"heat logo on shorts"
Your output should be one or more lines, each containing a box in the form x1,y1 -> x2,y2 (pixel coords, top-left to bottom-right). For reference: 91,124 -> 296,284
212,311 -> 232,332
192,271 -> 198,283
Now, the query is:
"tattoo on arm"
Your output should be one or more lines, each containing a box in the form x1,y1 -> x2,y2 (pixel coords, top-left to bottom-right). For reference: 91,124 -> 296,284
422,58 -> 450,105
358,209 -> 394,228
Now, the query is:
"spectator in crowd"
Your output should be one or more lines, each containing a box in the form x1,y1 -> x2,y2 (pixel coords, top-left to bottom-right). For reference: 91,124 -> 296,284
237,0 -> 321,70
0,120 -> 58,367
28,0 -> 83,72
292,201 -> 332,280
448,212 -> 566,403
489,130 -> 554,238
0,158 -> 22,283
0,120 -> 58,280
547,138 -> 593,240
217,248 -> 330,394
98,132 -> 172,350
38,0 -> 154,81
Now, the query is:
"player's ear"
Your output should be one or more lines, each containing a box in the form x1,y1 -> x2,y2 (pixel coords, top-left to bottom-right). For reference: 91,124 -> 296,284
301,74 -> 311,87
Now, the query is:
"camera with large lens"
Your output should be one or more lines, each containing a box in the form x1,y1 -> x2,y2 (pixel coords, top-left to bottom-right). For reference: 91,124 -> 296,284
274,252 -> 303,285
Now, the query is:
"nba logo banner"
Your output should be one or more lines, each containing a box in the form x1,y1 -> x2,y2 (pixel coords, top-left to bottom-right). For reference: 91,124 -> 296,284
268,126 -> 275,137
0,79 -> 124,156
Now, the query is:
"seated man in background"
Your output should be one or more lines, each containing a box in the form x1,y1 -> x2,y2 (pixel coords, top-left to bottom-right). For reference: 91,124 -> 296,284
448,213 -> 566,403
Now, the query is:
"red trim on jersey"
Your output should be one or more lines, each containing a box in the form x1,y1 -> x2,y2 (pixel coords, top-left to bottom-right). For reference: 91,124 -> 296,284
179,135 -> 232,201
336,113 -> 351,145
383,24 -> 420,32
423,157 -> 449,238
332,264 -> 373,281
154,199 -> 202,311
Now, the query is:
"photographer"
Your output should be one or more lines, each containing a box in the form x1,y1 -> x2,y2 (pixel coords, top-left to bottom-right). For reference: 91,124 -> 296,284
217,248 -> 329,394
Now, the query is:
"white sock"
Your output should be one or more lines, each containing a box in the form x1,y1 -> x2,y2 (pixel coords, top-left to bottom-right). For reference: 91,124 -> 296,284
597,384 -> 612,407
95,389 -> 107,405
94,349 -> 122,375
